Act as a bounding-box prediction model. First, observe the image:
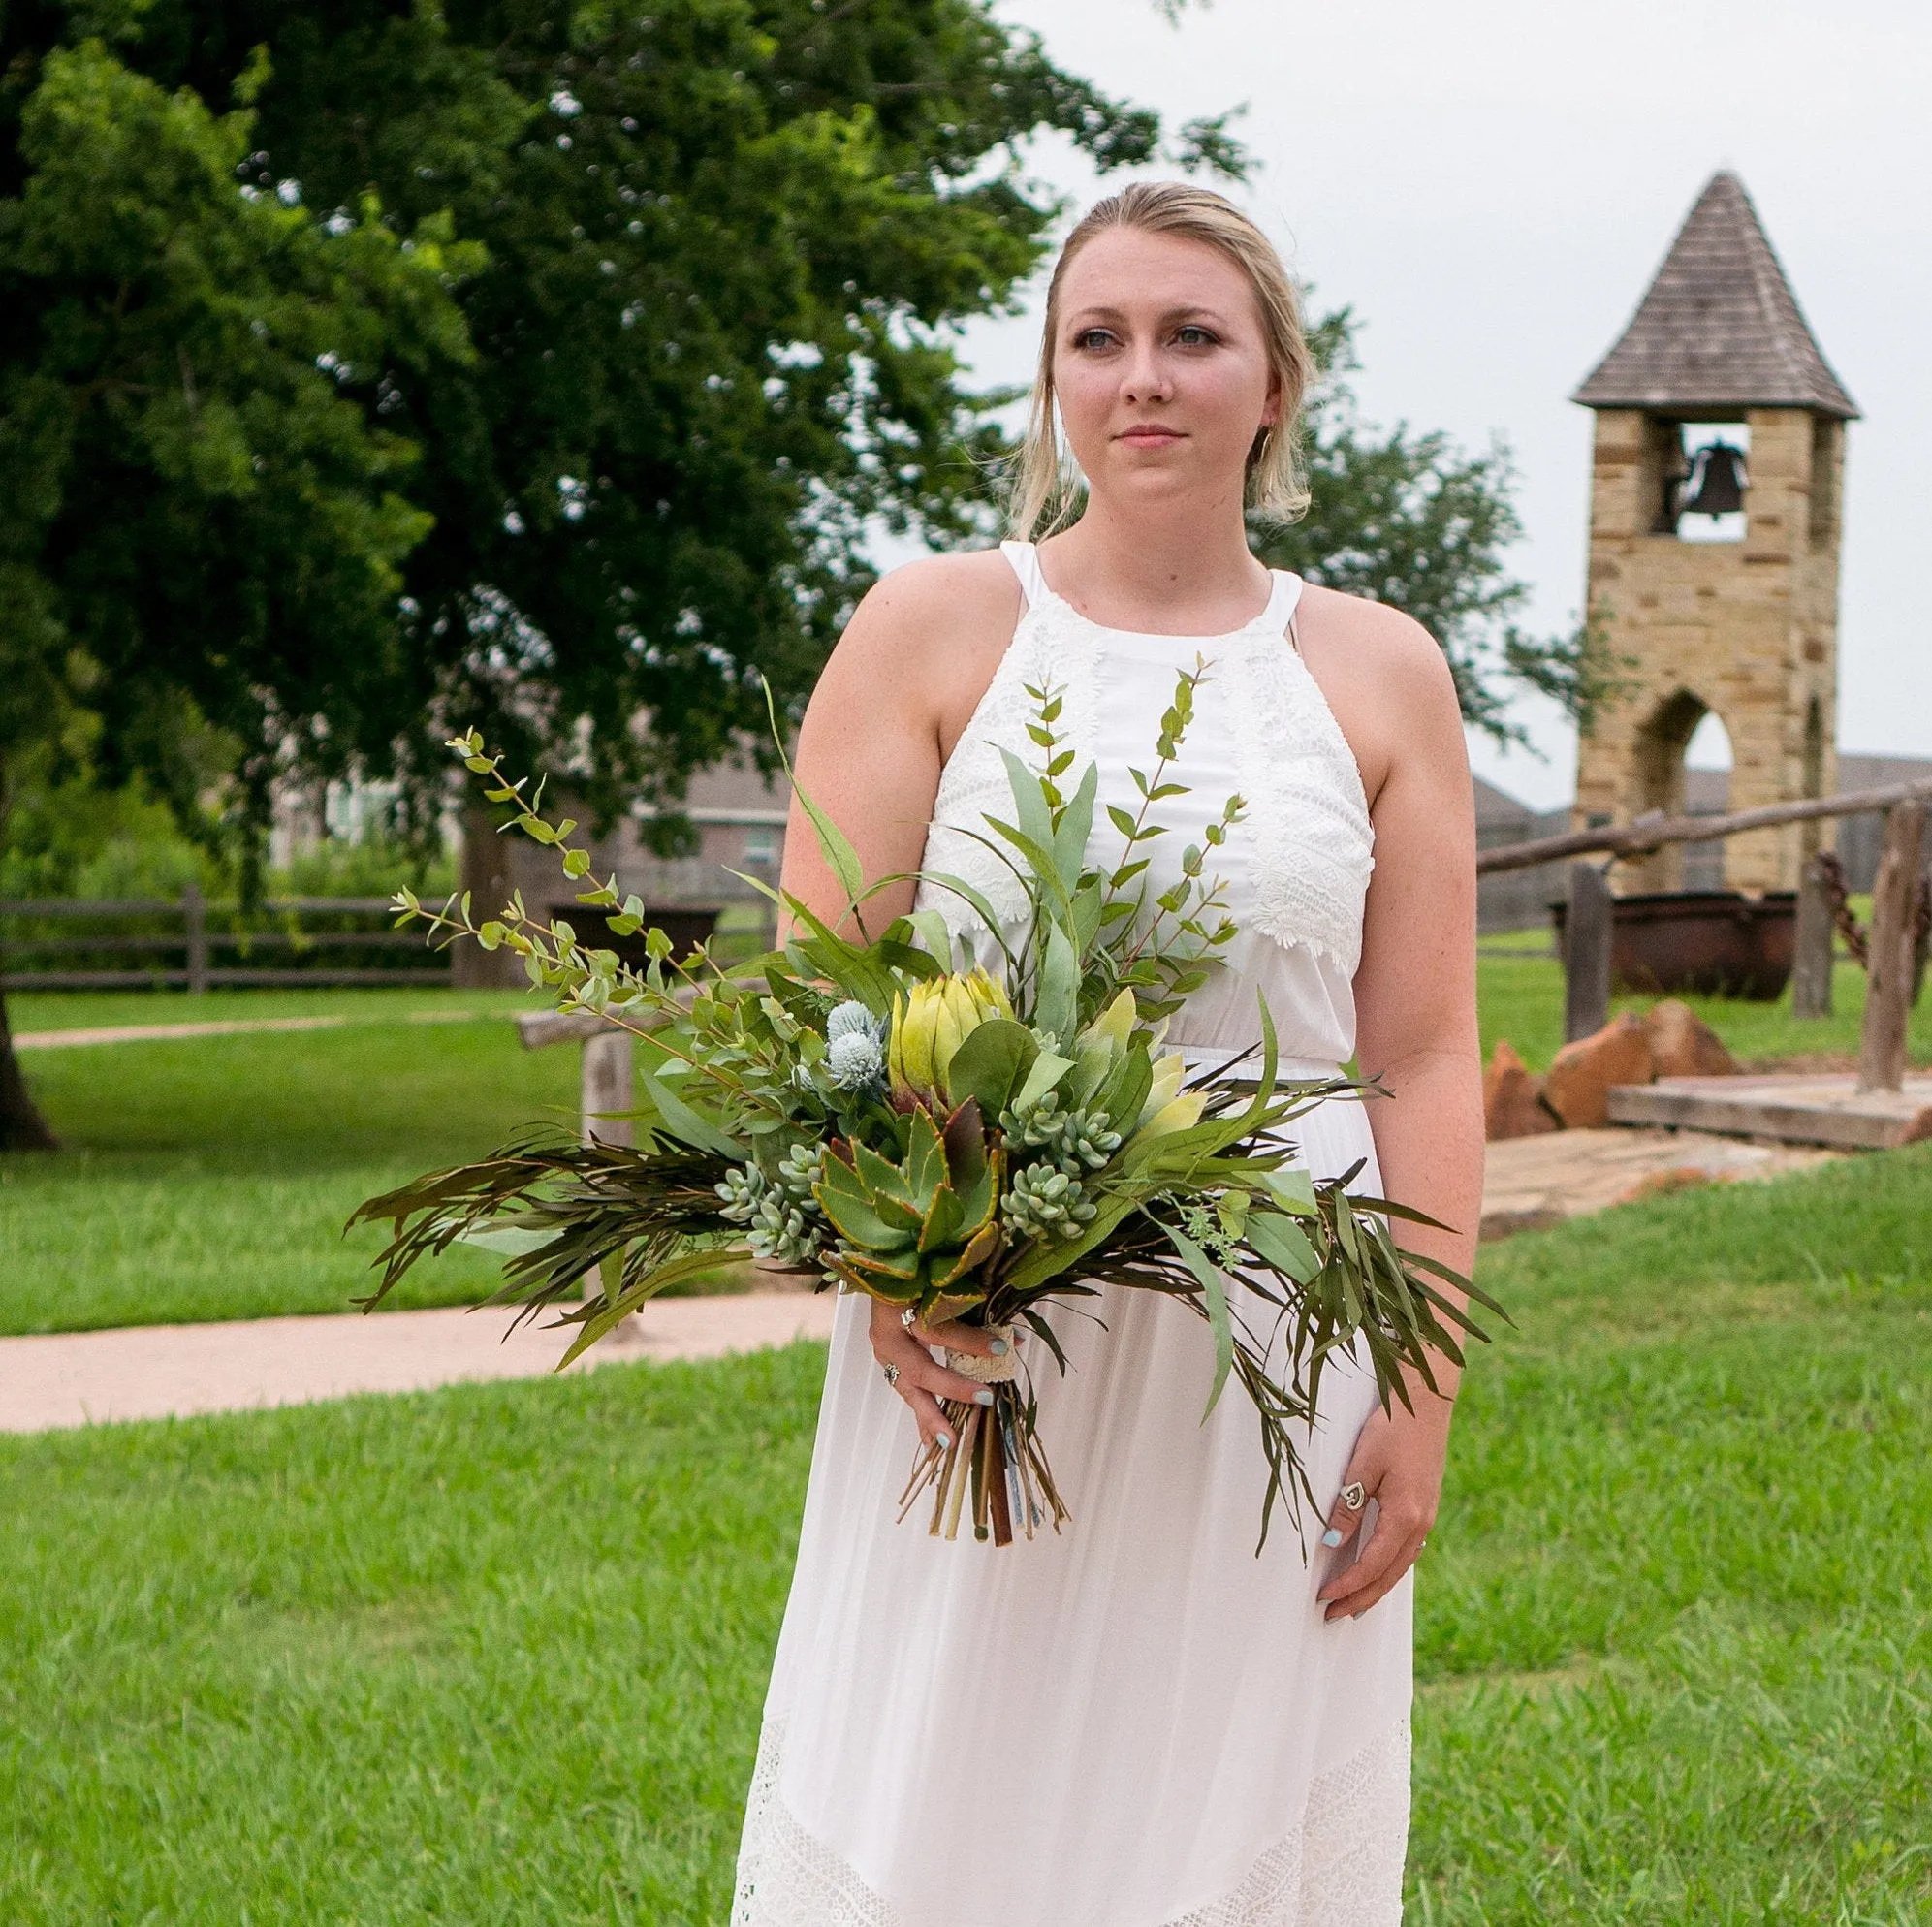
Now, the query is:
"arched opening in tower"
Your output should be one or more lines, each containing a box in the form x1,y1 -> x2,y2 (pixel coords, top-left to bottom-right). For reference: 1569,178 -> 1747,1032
1630,688 -> 1730,891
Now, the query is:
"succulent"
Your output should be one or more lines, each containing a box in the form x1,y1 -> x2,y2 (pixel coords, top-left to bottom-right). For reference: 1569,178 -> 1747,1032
889,970 -> 1013,1102
814,1100 -> 1003,1308
716,1156 -> 825,1264
1000,1090 -> 1122,1176
1000,1161 -> 1097,1243
776,1140 -> 826,1200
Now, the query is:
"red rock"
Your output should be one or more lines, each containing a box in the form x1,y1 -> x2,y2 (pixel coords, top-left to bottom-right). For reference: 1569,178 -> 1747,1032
1642,999 -> 1738,1078
1543,1012 -> 1656,1129
1484,1038 -> 1561,1141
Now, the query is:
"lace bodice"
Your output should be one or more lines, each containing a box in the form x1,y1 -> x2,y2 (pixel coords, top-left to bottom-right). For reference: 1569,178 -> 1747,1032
912,543 -> 1375,1064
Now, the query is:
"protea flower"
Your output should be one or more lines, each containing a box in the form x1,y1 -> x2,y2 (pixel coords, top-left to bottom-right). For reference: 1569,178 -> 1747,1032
1131,1051 -> 1205,1144
814,1100 -> 1003,1309
888,970 -> 1014,1102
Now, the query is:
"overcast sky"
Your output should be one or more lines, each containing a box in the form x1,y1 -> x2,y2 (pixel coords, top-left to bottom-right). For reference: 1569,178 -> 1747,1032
943,0 -> 1931,808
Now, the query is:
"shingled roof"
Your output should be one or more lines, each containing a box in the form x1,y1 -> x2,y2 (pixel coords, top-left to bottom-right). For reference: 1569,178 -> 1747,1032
1574,172 -> 1858,419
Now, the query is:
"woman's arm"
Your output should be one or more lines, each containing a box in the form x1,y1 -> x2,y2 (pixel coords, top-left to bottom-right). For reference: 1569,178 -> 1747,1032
778,550 -> 1024,1438
1300,599 -> 1485,1619
778,553 -> 1020,938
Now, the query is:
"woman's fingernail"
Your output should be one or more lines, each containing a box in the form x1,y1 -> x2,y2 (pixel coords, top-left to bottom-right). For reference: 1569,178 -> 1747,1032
990,1339 -> 1009,1356
1321,1528 -> 1345,1547
935,1432 -> 953,1450
973,1388 -> 995,1406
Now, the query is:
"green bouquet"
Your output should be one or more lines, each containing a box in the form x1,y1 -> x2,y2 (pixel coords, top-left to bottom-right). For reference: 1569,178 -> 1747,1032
352,666 -> 1497,1548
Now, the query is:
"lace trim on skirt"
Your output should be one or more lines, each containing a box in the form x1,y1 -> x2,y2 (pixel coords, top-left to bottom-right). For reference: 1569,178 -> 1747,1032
731,1716 -> 1409,1927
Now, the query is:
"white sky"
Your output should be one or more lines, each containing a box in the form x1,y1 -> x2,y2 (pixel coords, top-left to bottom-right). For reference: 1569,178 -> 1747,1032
941,0 -> 1932,808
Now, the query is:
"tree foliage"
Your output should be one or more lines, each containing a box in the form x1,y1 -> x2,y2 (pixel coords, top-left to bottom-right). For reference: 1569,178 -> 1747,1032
0,0 -> 1225,1145
2,0 -> 1219,842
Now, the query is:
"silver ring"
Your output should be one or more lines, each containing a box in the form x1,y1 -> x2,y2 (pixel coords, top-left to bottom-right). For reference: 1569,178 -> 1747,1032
900,1307 -> 920,1330
881,1362 -> 901,1388
1338,1480 -> 1367,1511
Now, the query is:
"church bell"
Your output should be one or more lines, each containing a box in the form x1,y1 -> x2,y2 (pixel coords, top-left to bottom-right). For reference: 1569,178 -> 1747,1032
1677,441 -> 1748,518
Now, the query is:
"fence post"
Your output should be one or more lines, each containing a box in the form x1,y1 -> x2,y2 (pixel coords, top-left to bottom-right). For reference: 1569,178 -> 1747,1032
1790,852 -> 1835,1020
582,1030 -> 635,1147
1563,861 -> 1613,1043
1856,802 -> 1926,1094
181,882 -> 210,995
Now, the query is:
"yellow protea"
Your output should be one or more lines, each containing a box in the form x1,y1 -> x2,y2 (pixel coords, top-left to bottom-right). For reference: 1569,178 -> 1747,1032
889,969 -> 1013,1100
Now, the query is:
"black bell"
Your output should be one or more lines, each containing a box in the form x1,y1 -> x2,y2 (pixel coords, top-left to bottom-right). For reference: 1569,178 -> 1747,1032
1678,442 -> 1748,518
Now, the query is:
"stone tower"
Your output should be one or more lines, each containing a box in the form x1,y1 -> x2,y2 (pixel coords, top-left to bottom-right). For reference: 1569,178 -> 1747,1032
1571,171 -> 1857,895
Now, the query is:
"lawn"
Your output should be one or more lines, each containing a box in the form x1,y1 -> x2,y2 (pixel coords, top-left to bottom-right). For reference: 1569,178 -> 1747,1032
2,989 -> 580,1334
2,1146 -> 1928,1922
1475,942 -> 1932,1072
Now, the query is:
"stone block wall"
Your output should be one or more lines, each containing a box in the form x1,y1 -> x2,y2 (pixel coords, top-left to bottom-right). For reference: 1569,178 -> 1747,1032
1573,407 -> 1843,896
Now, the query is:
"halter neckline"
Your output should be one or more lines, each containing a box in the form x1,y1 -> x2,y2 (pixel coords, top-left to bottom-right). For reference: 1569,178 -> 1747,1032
999,539 -> 1302,644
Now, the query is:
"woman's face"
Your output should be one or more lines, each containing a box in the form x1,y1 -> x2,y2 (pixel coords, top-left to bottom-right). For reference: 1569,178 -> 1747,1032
1050,227 -> 1279,517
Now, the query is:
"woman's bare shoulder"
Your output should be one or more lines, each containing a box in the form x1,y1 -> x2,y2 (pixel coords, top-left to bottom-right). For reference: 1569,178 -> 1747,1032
1297,584 -> 1454,697
823,549 -> 1024,715
850,550 -> 1022,642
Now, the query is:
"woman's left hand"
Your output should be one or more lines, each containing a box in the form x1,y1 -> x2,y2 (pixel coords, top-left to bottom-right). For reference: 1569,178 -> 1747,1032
1315,1392 -> 1454,1622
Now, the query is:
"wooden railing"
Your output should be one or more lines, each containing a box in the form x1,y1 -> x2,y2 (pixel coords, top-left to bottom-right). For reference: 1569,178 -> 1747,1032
1473,781 -> 1932,1094
0,885 -> 448,991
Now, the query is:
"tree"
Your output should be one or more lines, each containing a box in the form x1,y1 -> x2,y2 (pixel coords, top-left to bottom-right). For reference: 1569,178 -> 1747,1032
0,3 -> 1599,1152
1255,310 -> 1609,743
0,34 -> 484,1146
0,0 -> 1230,1146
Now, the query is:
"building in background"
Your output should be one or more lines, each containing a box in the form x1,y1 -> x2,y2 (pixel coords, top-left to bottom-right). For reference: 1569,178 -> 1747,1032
1569,170 -> 1857,896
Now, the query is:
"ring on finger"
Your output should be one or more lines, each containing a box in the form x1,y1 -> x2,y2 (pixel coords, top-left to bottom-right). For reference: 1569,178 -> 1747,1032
881,1362 -> 901,1388
1338,1479 -> 1367,1512
900,1308 -> 921,1331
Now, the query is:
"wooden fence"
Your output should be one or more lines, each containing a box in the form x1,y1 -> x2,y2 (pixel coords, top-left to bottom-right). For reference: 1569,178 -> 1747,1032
0,884 -> 448,992
1474,776 -> 1932,1094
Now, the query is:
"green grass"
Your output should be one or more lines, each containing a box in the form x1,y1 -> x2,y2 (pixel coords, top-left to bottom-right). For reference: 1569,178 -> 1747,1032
1475,950 -> 1932,1073
2,990 -> 580,1334
2,1148 -> 1929,1921
0,1347 -> 822,1924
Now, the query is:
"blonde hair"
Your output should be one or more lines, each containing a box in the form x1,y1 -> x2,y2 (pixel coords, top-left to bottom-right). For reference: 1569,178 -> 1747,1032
1010,181 -> 1314,539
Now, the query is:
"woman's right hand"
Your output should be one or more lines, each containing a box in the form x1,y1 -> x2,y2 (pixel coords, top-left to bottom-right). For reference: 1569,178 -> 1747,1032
868,1299 -> 1005,1451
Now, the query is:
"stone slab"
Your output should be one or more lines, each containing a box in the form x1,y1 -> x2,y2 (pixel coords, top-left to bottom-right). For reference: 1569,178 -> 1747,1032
1479,1125 -> 1838,1241
1605,1073 -> 1932,1151
0,1292 -> 839,1435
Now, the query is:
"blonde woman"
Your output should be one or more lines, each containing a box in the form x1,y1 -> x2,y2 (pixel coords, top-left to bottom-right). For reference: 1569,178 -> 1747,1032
734,181 -> 1482,1926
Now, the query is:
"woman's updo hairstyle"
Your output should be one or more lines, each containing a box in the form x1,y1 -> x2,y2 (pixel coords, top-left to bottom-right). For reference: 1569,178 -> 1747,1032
1010,180 -> 1314,539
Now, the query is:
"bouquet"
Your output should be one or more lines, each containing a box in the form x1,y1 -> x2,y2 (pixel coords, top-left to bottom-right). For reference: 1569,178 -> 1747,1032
352,666 -> 1496,1548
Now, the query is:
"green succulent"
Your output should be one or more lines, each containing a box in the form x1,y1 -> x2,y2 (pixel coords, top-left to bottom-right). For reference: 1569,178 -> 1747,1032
1000,1091 -> 1123,1175
1000,1161 -> 1097,1242
716,1160 -> 825,1265
814,1101 -> 1003,1309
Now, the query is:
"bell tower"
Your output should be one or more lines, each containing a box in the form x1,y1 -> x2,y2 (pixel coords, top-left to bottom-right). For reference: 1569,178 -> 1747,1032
1571,171 -> 1857,894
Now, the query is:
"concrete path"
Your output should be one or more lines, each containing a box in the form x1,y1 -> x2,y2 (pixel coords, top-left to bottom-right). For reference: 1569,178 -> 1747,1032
0,1292 -> 839,1436
14,1011 -> 489,1050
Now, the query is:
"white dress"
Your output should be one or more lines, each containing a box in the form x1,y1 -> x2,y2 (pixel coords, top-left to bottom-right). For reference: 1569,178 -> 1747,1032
734,543 -> 1410,1927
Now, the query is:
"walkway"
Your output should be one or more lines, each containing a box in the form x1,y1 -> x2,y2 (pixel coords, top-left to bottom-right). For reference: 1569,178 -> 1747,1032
0,1292 -> 839,1435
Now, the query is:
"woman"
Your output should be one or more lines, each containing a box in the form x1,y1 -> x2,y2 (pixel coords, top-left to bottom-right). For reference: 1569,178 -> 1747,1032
734,181 -> 1483,1926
